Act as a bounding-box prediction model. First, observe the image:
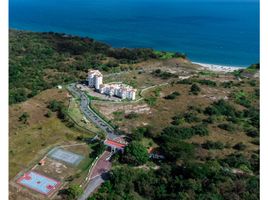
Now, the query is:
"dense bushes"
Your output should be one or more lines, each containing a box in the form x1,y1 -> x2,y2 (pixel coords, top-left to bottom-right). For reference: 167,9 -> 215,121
202,141 -> 225,150
10,30 -> 180,105
164,91 -> 180,99
161,124 -> 208,141
204,99 -> 236,119
48,100 -> 67,120
91,160 -> 259,200
152,69 -> 178,79
122,141 -> 148,166
218,123 -> 235,132
177,79 -> 216,87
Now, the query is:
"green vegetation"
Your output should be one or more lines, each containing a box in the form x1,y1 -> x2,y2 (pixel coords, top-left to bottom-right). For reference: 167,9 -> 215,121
153,50 -> 186,59
90,141 -> 106,158
122,141 -> 148,166
177,78 -> 216,87
19,112 -> 30,124
10,30 -> 177,105
131,127 -> 152,141
65,184 -> 83,199
125,112 -> 139,119
164,91 -> 180,100
232,63 -> 259,78
218,123 -> 236,132
232,90 -> 252,107
190,83 -> 201,95
161,124 -> 208,141
171,111 -> 200,125
233,142 -> 247,151
144,96 -> 157,106
48,99 -> 67,120
202,141 -> 225,150
10,30 -> 259,200
152,69 -> 178,79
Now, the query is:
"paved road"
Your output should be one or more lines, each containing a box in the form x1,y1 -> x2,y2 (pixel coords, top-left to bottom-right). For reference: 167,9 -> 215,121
68,83 -> 118,140
78,176 -> 105,200
67,83 -> 121,199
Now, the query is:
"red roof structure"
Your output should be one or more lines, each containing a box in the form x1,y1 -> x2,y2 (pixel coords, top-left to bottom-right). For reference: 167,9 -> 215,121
104,139 -> 126,149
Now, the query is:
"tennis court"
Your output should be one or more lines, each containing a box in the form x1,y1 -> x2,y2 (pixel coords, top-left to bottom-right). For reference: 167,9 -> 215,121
48,148 -> 84,166
17,171 -> 61,196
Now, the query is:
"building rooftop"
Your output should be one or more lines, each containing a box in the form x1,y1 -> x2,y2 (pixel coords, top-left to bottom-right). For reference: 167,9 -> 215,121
88,69 -> 103,76
104,139 -> 127,149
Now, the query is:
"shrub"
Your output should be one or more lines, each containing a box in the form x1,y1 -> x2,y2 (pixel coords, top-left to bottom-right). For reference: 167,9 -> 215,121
202,141 -> 225,150
197,79 -> 217,87
132,127 -> 149,141
65,184 -> 83,199
233,91 -> 251,107
48,100 -> 62,112
183,112 -> 201,123
152,69 -> 178,79
177,79 -> 193,85
145,96 -> 157,106
192,124 -> 209,136
125,112 -> 138,119
233,143 -> 247,151
218,123 -> 235,132
245,128 -> 259,138
204,99 -> 237,119
190,84 -> 201,95
164,91 -> 180,100
171,114 -> 185,125
161,139 -> 195,160
19,112 -> 30,124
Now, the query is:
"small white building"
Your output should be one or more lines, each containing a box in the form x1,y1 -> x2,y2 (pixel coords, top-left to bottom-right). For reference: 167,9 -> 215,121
87,70 -> 136,100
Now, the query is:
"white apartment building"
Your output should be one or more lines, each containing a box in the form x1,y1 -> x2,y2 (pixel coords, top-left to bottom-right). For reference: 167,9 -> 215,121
99,84 -> 136,100
87,70 -> 103,90
87,70 -> 136,100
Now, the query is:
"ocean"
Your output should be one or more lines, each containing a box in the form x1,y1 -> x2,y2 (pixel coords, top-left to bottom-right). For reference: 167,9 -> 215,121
9,0 -> 259,67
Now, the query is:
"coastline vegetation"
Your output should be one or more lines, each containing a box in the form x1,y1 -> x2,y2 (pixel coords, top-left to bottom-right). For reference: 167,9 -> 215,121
9,30 -> 186,105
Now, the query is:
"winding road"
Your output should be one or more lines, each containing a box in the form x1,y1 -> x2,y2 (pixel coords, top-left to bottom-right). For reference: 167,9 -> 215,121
68,83 -> 118,140
68,83 -> 120,200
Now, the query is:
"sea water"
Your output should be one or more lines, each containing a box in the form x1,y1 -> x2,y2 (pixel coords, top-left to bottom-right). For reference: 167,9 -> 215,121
9,0 -> 259,67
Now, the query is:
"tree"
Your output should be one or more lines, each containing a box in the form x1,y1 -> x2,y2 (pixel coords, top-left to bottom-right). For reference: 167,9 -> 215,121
66,184 -> 83,199
19,112 -> 30,124
123,141 -> 148,165
190,84 -> 201,95
161,139 -> 195,161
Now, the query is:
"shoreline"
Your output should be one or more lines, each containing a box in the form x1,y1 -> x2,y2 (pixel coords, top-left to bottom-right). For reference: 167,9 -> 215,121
9,28 -> 253,70
192,62 -> 245,72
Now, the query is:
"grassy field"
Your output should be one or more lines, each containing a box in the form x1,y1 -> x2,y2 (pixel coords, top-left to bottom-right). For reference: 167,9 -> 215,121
9,88 -> 101,179
92,67 -> 259,159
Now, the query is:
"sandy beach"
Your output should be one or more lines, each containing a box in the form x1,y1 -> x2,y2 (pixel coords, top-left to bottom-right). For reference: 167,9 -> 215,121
193,62 -> 245,73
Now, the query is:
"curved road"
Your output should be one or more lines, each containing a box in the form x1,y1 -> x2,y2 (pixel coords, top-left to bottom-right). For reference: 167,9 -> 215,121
68,83 -> 118,140
67,83 -> 121,200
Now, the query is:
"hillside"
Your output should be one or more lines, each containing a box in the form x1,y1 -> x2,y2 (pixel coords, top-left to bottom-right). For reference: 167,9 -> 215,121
9,29 -> 186,105
9,30 -> 259,200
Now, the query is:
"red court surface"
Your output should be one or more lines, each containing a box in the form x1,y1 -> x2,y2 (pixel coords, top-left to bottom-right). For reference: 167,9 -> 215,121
17,171 -> 61,196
